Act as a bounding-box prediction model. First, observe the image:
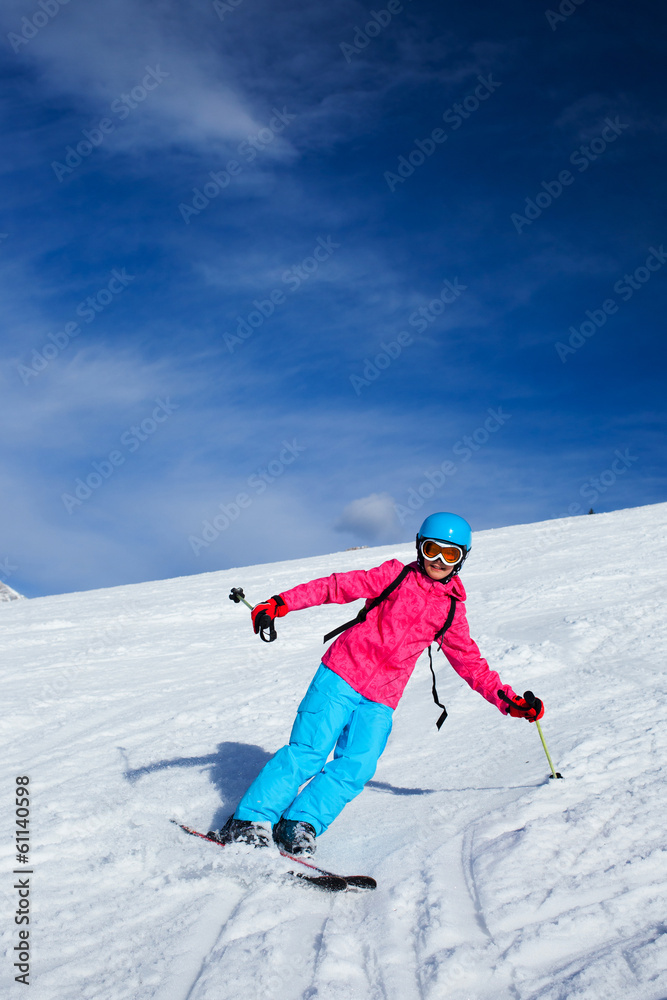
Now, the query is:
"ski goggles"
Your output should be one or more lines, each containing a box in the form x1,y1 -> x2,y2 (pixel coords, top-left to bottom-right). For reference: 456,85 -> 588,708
419,538 -> 465,565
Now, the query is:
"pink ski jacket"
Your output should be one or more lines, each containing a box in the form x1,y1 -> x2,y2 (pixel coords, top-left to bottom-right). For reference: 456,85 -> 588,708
280,559 -> 517,712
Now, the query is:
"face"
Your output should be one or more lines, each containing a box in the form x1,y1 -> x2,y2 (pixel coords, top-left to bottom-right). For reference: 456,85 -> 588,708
424,558 -> 453,581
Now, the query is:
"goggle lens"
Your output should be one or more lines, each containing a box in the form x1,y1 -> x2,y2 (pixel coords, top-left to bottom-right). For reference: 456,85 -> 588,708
421,539 -> 464,565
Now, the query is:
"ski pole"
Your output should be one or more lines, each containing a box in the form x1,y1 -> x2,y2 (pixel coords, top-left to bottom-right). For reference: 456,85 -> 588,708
524,691 -> 563,779
229,587 -> 277,642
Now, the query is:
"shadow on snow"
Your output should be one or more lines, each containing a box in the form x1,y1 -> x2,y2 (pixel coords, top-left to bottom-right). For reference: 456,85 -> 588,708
120,740 -> 273,830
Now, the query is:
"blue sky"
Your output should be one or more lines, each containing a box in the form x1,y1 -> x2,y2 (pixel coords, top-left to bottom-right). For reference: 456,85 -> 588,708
1,0 -> 666,598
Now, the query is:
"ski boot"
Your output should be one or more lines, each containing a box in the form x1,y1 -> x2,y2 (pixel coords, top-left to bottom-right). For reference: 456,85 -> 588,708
273,817 -> 317,856
208,816 -> 272,848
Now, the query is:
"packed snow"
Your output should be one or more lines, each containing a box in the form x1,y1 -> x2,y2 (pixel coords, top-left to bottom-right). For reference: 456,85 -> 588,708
3,503 -> 667,1000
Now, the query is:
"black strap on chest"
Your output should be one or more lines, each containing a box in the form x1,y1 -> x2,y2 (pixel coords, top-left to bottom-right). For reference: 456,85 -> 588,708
322,564 -> 413,644
427,596 -> 458,729
322,565 -> 459,731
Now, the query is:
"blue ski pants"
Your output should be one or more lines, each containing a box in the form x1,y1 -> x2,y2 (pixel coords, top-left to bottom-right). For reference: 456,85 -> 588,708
235,664 -> 394,835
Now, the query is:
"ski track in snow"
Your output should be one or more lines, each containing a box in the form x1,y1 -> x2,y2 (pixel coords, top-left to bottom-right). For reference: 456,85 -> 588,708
3,503 -> 667,1000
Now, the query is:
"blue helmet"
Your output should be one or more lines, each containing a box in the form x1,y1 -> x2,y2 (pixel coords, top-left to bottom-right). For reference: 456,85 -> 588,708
416,512 -> 472,575
417,512 -> 472,550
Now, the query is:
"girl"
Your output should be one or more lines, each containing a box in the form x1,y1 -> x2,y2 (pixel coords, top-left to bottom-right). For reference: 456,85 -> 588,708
211,512 -> 543,855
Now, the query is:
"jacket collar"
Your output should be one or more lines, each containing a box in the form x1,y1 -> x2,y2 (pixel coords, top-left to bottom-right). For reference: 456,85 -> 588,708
408,560 -> 467,601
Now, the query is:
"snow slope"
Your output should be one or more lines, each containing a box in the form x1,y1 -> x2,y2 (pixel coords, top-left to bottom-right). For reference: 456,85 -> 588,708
0,582 -> 22,602
3,503 -> 667,1000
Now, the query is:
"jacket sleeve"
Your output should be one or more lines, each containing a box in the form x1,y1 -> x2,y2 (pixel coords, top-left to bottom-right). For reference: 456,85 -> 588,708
439,601 -> 516,714
279,559 -> 405,612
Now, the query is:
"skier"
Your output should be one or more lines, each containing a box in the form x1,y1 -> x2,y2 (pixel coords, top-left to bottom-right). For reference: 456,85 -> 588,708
212,512 -> 544,856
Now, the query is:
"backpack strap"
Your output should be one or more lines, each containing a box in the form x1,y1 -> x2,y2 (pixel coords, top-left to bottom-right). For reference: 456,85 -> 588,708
323,564 -> 413,644
427,596 -> 458,730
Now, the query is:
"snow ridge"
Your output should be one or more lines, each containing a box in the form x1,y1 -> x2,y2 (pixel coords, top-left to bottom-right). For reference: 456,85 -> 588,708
0,580 -> 23,602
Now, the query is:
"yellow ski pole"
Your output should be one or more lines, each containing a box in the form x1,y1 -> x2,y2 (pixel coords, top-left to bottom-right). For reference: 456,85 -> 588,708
524,691 -> 563,779
535,719 -> 562,779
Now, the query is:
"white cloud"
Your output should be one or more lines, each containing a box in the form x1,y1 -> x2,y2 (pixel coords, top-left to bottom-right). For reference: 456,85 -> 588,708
0,0 -> 269,154
334,491 -> 401,543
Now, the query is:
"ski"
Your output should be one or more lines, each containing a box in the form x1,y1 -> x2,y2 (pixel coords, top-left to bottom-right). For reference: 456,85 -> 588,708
277,847 -> 377,891
171,821 -> 376,892
172,821 -> 347,891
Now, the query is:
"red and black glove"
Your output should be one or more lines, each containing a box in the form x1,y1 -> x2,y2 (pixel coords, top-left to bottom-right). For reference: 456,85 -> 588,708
498,689 -> 544,722
251,595 -> 288,642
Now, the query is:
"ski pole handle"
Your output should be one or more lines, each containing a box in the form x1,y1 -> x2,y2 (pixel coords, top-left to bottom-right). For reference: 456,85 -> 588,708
229,587 -> 253,610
